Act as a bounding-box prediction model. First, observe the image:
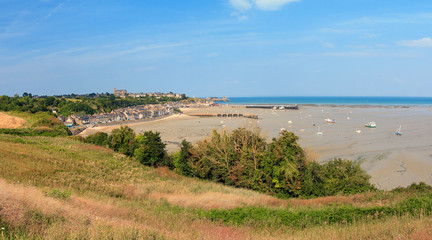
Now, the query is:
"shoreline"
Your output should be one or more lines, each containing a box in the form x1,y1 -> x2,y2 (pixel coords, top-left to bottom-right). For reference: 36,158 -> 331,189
219,103 -> 431,108
79,105 -> 432,190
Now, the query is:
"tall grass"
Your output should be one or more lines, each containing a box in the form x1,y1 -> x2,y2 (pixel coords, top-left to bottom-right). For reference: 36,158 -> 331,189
1,134 -> 432,239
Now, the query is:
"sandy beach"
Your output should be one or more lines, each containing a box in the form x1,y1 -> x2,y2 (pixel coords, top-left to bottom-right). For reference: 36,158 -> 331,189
80,105 -> 432,190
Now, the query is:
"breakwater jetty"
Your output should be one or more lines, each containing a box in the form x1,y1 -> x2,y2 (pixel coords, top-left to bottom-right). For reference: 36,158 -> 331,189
246,105 -> 299,110
187,113 -> 258,119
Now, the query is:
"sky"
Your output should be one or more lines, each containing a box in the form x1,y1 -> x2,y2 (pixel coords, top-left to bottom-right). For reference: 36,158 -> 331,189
1,0 -> 432,97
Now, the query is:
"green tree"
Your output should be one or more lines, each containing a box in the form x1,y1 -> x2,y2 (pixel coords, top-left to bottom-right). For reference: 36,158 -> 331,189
173,140 -> 194,176
321,158 -> 375,195
85,132 -> 109,146
265,130 -> 307,196
108,126 -> 136,156
134,131 -> 171,168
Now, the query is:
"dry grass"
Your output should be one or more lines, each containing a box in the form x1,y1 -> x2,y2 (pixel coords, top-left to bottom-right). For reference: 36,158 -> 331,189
3,177 -> 432,240
287,193 -> 371,208
0,134 -> 289,210
290,215 -> 432,240
2,134 -> 432,239
0,179 -> 252,240
0,112 -> 27,129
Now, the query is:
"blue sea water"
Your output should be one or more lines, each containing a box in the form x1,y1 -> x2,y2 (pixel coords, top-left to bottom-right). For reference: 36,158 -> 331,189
218,97 -> 432,106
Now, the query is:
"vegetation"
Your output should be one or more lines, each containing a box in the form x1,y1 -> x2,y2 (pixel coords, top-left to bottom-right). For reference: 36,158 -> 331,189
43,188 -> 71,200
135,131 -> 172,168
84,131 -> 109,146
169,128 -> 374,198
0,94 -> 187,117
1,134 -> 432,239
85,126 -> 374,199
107,126 -> 137,156
0,112 -> 71,137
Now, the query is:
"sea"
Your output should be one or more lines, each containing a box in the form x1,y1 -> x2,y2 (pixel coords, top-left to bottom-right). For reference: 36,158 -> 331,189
217,97 -> 432,106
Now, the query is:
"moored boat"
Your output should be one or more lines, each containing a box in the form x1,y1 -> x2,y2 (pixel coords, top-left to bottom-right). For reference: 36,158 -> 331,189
365,122 -> 376,128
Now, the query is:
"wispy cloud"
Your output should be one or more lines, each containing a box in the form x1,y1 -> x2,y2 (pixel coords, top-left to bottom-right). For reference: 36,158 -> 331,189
35,47 -> 89,59
117,43 -> 188,56
229,0 -> 298,12
397,37 -> 432,47
319,28 -> 352,34
43,0 -> 71,20
206,52 -> 220,57
254,0 -> 299,11
229,0 -> 252,12
322,42 -> 334,48
136,66 -> 157,72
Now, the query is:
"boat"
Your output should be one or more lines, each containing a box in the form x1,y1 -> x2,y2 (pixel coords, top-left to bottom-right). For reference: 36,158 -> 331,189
365,122 -> 376,128
395,125 -> 403,136
316,126 -> 323,135
325,118 -> 336,123
356,129 -> 362,134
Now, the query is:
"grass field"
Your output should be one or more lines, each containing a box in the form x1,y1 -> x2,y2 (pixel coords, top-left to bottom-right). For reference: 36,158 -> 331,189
1,134 -> 432,239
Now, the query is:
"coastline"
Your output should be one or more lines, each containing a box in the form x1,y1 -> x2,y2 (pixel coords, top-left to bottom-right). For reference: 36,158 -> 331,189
221,103 -> 430,108
79,105 -> 432,190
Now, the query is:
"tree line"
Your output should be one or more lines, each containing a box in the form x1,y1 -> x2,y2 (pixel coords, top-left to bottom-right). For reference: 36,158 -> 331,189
0,94 -> 186,117
85,126 -> 375,198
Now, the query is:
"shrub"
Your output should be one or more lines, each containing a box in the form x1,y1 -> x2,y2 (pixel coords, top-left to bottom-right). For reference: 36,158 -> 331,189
178,128 -> 374,198
302,158 -> 375,197
85,131 -> 109,146
108,126 -> 136,156
43,188 -> 71,200
173,140 -> 194,176
134,131 -> 172,168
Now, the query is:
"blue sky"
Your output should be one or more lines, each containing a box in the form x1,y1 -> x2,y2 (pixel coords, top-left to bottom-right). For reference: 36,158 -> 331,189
1,0 -> 432,97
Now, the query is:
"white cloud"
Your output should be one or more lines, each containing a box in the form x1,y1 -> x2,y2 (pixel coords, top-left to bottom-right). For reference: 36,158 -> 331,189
322,42 -> 334,48
43,0 -> 70,20
254,0 -> 299,11
229,0 -> 252,12
361,33 -> 377,39
118,43 -> 188,56
206,52 -> 220,57
397,37 -> 432,48
229,0 -> 298,12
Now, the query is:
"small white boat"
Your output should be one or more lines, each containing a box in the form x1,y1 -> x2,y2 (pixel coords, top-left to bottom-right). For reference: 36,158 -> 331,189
395,125 -> 403,136
325,118 -> 336,123
356,129 -> 362,134
365,122 -> 376,128
316,126 -> 323,135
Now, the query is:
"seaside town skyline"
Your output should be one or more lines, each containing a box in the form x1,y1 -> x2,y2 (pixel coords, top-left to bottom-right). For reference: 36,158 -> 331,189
1,1 -> 432,97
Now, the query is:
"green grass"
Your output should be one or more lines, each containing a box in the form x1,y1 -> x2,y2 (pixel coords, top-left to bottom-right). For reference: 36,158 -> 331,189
0,111 -> 71,136
1,134 -> 432,239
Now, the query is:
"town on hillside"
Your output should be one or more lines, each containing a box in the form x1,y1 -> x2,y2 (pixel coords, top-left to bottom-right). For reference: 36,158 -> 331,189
59,89 -> 216,130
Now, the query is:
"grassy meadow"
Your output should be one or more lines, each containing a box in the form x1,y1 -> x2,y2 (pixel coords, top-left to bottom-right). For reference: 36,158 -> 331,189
1,134 -> 432,239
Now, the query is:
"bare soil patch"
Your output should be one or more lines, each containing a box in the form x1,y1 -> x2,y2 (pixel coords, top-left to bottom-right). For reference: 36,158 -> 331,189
0,112 -> 27,128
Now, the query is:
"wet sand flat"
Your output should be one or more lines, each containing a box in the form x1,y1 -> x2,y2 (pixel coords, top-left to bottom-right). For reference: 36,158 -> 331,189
80,105 -> 432,190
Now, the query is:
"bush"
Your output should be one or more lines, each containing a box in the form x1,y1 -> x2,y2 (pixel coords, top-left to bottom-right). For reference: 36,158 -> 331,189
108,126 -> 136,156
173,140 -> 194,176
43,188 -> 71,200
302,158 -> 375,197
176,128 -> 374,198
134,131 -> 172,168
85,132 -> 109,146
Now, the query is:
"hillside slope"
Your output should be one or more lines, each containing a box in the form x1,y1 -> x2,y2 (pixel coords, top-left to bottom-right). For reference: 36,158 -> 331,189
1,135 -> 432,239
